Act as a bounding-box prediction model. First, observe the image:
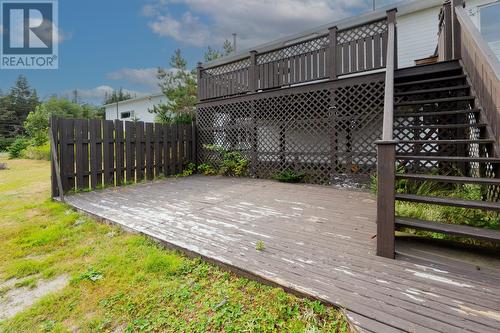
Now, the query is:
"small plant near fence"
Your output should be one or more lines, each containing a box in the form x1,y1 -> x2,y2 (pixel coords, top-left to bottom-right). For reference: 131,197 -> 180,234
201,144 -> 249,177
273,169 -> 305,183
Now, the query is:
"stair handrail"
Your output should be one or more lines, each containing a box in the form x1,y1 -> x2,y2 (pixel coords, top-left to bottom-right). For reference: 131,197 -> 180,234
376,9 -> 397,259
454,6 -> 500,155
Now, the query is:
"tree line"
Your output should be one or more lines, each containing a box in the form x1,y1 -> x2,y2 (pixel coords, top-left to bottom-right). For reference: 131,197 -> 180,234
0,39 -> 234,158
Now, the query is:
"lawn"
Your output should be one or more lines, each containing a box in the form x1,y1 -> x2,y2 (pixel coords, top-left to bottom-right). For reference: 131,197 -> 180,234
0,157 -> 349,333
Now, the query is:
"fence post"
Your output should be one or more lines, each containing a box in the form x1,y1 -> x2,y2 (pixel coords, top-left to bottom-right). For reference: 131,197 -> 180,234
197,62 -> 203,100
376,141 -> 396,259
249,50 -> 258,92
451,0 -> 463,60
387,8 -> 398,69
49,116 -> 64,200
328,26 -> 338,80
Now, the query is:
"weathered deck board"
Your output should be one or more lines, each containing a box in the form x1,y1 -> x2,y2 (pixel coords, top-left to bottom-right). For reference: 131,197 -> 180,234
64,176 -> 500,333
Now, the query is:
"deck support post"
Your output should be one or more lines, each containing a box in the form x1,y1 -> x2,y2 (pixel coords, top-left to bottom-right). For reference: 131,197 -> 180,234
375,140 -> 396,259
197,62 -> 203,100
328,26 -> 338,80
249,50 -> 258,92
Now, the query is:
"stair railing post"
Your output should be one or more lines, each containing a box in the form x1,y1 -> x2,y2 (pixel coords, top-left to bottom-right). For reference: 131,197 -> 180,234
451,0 -> 464,60
443,1 -> 453,61
387,8 -> 398,69
376,142 -> 396,258
328,26 -> 338,80
249,50 -> 258,92
376,8 -> 397,259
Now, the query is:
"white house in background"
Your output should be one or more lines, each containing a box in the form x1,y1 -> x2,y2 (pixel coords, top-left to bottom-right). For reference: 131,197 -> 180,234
104,93 -> 166,123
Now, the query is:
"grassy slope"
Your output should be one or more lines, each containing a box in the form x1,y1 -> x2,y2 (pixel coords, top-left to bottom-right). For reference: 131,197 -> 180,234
0,158 -> 349,333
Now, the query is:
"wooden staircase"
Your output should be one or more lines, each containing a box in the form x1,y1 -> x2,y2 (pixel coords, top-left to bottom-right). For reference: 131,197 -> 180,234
391,60 -> 500,245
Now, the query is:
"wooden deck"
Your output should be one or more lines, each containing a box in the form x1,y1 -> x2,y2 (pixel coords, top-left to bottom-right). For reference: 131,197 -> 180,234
64,176 -> 500,333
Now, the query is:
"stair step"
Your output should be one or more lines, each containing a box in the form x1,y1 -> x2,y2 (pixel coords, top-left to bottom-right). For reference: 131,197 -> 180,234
395,85 -> 469,96
395,194 -> 500,211
394,74 -> 467,88
395,109 -> 480,117
395,96 -> 474,107
395,123 -> 486,130
398,139 -> 494,144
396,155 -> 500,163
395,217 -> 500,243
395,60 -> 461,80
396,174 -> 500,185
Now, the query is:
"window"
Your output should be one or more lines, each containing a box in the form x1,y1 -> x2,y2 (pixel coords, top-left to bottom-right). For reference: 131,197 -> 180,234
479,2 -> 500,43
120,111 -> 134,119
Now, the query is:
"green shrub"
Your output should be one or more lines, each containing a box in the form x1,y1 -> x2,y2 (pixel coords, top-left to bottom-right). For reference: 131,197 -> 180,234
273,169 -> 305,183
198,163 -> 216,175
0,137 -> 15,152
178,163 -> 197,177
22,144 -> 50,161
203,144 -> 249,177
8,137 -> 29,159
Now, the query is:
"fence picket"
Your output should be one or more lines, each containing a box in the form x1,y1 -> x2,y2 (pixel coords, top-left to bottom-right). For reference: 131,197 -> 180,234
125,121 -> 135,183
145,122 -> 154,180
103,120 -> 115,186
89,119 -> 102,189
154,123 -> 163,177
136,122 -> 145,181
74,119 -> 89,190
115,120 -> 124,185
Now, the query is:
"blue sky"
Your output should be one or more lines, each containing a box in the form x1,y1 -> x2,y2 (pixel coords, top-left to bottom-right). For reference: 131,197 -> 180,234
0,0 -> 400,104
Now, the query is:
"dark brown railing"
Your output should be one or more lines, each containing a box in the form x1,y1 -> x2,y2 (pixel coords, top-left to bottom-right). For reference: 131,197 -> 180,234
455,6 -> 500,156
198,17 -> 390,101
50,117 -> 196,197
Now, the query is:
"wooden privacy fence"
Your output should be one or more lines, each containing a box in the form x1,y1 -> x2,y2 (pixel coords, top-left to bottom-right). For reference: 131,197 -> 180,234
50,117 -> 196,197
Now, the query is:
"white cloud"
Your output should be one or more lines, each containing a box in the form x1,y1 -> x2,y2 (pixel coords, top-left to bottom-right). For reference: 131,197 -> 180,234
143,0 -> 373,49
62,86 -> 148,103
107,68 -> 160,90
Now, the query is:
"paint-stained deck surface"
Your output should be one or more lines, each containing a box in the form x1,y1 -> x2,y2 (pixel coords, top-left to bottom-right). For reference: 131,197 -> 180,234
65,176 -> 500,333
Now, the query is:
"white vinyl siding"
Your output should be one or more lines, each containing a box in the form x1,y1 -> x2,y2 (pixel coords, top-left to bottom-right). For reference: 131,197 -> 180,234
397,6 -> 441,68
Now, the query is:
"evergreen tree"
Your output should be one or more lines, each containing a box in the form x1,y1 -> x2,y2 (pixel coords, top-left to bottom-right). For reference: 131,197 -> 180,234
9,75 -> 39,123
103,88 -> 134,105
153,49 -> 196,124
0,75 -> 39,138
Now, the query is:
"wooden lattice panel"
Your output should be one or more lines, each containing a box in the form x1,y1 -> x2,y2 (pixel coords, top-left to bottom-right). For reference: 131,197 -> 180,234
204,58 -> 251,75
337,20 -> 387,44
197,75 -> 385,184
257,35 -> 329,65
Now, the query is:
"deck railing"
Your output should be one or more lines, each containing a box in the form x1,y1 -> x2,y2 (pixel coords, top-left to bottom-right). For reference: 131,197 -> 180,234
455,6 -> 500,156
198,17 -> 390,101
375,9 -> 397,259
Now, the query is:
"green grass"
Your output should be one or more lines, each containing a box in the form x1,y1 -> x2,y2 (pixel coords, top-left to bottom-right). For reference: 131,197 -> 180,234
0,158 -> 349,332
371,172 -> 500,248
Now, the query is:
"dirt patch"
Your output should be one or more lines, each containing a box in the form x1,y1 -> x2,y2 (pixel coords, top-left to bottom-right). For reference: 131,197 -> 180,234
0,275 -> 69,320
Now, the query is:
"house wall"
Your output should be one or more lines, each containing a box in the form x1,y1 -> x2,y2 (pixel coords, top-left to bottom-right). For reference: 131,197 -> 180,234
397,5 -> 441,68
395,0 -> 498,68
104,95 -> 166,123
